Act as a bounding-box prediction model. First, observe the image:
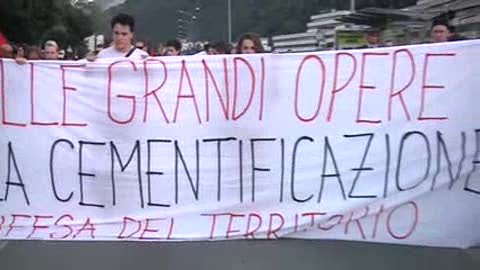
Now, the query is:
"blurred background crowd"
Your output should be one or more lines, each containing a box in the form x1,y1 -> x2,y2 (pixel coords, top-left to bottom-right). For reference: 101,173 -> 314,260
0,0 -> 478,61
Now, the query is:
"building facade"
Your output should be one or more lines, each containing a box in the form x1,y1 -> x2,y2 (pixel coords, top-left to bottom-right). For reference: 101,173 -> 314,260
271,0 -> 480,53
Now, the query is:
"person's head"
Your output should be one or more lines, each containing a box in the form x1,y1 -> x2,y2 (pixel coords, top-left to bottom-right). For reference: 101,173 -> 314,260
236,33 -> 264,54
431,12 -> 456,43
15,44 -> 27,58
165,39 -> 182,56
26,46 -> 42,60
156,42 -> 166,56
111,13 -> 135,52
43,40 -> 59,60
213,41 -> 231,55
366,31 -> 380,45
135,40 -> 148,52
431,22 -> 454,43
204,43 -> 214,55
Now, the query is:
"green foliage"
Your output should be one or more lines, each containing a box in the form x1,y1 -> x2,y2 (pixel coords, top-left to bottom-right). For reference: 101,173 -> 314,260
0,0 -> 97,49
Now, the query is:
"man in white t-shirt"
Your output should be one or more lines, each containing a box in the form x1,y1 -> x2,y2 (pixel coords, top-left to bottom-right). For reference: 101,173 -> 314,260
89,13 -> 148,60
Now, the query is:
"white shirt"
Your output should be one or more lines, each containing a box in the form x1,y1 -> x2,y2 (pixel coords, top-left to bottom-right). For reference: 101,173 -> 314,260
97,46 -> 149,59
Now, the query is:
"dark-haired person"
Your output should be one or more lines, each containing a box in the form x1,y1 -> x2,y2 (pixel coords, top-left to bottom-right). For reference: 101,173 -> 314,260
91,13 -> 148,60
15,43 -> 27,58
431,22 -> 453,43
15,45 -> 43,64
366,29 -> 381,48
204,43 -> 214,55
431,12 -> 465,43
165,39 -> 182,56
213,41 -> 232,55
236,33 -> 264,54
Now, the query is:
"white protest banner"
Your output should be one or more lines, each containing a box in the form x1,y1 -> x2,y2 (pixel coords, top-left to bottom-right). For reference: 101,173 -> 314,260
0,41 -> 479,248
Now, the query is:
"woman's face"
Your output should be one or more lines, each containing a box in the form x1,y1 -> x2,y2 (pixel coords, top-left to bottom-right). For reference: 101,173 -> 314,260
240,39 -> 256,54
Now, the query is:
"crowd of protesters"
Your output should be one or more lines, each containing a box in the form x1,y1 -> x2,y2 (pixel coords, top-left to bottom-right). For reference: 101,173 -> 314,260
0,12 -> 467,62
86,13 -> 265,60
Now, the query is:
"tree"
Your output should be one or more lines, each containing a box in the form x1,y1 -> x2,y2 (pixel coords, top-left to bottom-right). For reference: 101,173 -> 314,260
0,0 -> 95,49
